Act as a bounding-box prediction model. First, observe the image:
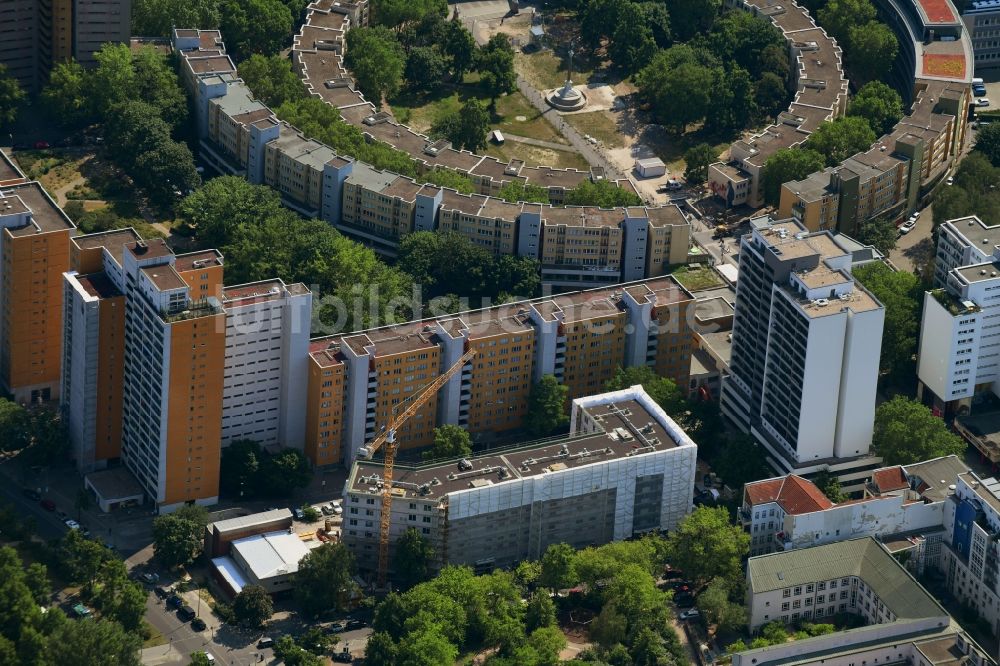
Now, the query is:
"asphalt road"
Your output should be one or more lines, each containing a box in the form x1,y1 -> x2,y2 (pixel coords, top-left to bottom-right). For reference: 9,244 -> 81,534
0,470 -> 69,542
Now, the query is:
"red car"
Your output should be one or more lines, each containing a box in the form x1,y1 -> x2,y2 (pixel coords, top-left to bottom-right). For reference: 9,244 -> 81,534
39,499 -> 56,512
33,141 -> 50,149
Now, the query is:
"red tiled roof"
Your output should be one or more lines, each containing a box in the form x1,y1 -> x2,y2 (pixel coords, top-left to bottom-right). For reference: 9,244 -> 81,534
745,475 -> 833,514
872,466 -> 908,493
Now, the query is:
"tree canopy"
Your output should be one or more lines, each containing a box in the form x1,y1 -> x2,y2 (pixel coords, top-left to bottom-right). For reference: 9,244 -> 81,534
132,0 -> 221,37
854,216 -> 898,255
393,528 -> 437,589
430,99 -> 491,152
848,81 -> 904,136
564,180 -> 643,207
873,397 -> 966,465
0,64 -> 25,128
805,116 -> 878,166
975,123 -> 1000,167
604,366 -> 685,416
423,425 -> 473,462
684,143 -> 718,185
667,506 -> 750,583
218,0 -> 293,60
232,585 -> 274,628
238,54 -> 306,108
761,148 -> 826,206
152,507 -> 207,568
853,262 -> 921,381
295,542 -> 357,617
345,25 -> 406,103
525,376 -> 569,437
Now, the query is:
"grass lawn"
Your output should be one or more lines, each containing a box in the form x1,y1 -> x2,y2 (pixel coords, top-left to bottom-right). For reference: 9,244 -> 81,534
671,264 -> 723,292
142,621 -> 168,648
516,49 -> 596,91
564,111 -> 626,149
493,92 -> 569,146
13,149 -> 93,192
485,142 -> 590,170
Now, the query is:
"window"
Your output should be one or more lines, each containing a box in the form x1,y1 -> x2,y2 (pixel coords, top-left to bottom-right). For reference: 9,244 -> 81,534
783,589 -> 791,598
794,586 -> 802,595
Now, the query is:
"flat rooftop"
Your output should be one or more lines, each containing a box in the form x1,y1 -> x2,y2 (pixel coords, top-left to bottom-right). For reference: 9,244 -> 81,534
231,530 -> 311,579
75,272 -> 122,299
140,265 -> 187,292
350,397 -> 686,499
0,182 -> 75,236
125,238 -> 173,261
175,249 -> 223,272
0,150 -> 24,182
72,228 -> 142,266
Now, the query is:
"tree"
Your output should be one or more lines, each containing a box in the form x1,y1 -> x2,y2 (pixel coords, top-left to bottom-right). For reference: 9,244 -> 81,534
873,397 -> 967,465
430,99 -> 490,152
344,25 -> 406,103
238,54 -> 306,107
817,0 -> 877,46
218,0 -> 294,60
525,592 -> 557,632
854,216 -> 898,255
754,71 -> 788,119
497,181 -> 550,204
374,0 -> 447,29
233,585 -> 274,628
132,0 -> 221,37
152,513 -> 204,568
442,21 -> 476,80
604,366 -> 685,416
189,652 -> 213,666
476,35 -> 517,104
0,64 -> 25,127
47,616 -> 142,666
564,180 -> 643,207
761,147 -> 825,206
490,254 -> 542,300
57,530 -> 113,588
135,139 -> 202,206
41,61 -> 92,127
393,528 -> 436,589
847,23 -> 899,85
697,577 -> 746,632
219,439 -> 262,498
853,262 -> 921,379
104,100 -> 172,169
0,399 -> 29,452
609,19 -> 658,76
87,44 -> 136,116
132,46 -> 189,130
848,81 -> 904,136
24,563 -> 50,606
684,143 -> 717,185
259,448 -> 313,498
976,123 -> 1000,167
365,631 -> 399,666
709,432 -> 773,489
301,504 -> 321,522
92,560 -> 146,632
667,506 -> 749,583
814,471 -> 848,503
423,425 -> 472,461
525,375 -> 569,437
398,231 -> 492,298
405,47 -> 447,91
805,116 -> 877,166
671,0 -> 722,40
395,625 -> 458,666
295,542 -> 357,617
707,66 -> 755,132
539,542 -> 577,590
636,56 -> 713,132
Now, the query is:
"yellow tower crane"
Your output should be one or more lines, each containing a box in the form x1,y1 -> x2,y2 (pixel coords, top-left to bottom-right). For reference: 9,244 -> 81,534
356,348 -> 476,588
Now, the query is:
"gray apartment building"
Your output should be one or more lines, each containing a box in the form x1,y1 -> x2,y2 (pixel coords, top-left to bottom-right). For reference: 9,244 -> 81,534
341,385 -> 698,577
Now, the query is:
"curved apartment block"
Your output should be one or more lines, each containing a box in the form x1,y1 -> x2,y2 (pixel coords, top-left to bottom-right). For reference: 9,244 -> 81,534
173,4 -> 692,290
709,0 -> 972,238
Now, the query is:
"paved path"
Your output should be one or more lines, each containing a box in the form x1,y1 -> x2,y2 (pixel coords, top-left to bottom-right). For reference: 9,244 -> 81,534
503,132 -> 574,151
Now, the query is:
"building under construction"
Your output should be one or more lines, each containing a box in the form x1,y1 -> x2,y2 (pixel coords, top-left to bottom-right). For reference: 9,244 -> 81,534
341,385 -> 698,577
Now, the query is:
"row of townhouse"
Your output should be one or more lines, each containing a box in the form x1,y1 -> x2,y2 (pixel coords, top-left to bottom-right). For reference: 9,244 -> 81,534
172,18 -> 692,290
709,0 -> 972,240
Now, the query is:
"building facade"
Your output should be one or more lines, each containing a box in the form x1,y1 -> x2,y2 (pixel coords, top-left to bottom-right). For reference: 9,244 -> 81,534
720,217 -> 885,487
307,277 -> 696,469
918,215 -> 1000,415
0,176 -> 75,404
341,385 -> 698,576
741,456 -> 968,563
0,0 -> 131,93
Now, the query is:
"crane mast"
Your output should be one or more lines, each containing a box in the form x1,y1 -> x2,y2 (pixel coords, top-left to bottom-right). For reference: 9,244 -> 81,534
357,349 -> 476,588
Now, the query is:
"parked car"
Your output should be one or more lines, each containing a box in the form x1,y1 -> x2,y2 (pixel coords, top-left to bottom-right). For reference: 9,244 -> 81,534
177,605 -> 196,622
899,217 -> 918,234
257,637 -> 275,649
947,176 -> 955,185
345,618 -> 366,630
321,504 -> 335,516
293,507 -> 305,520
64,519 -> 80,530
153,585 -> 170,599
21,488 -> 40,501
33,141 -> 50,149
140,573 -> 159,584
72,603 -> 92,619
327,622 -> 347,634
166,594 -> 183,609
979,98 -> 992,107
332,504 -> 343,515
191,617 -> 207,631
332,648 -> 353,663
674,592 -> 695,608
679,609 -> 701,621
39,499 -> 56,512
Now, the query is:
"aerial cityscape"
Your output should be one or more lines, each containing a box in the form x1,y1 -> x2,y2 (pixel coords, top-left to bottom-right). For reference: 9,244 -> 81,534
4,0 -> 1000,664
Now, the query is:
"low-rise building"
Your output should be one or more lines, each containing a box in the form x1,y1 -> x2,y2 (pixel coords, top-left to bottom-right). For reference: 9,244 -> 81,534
736,537 -> 992,666
341,385 -> 697,577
